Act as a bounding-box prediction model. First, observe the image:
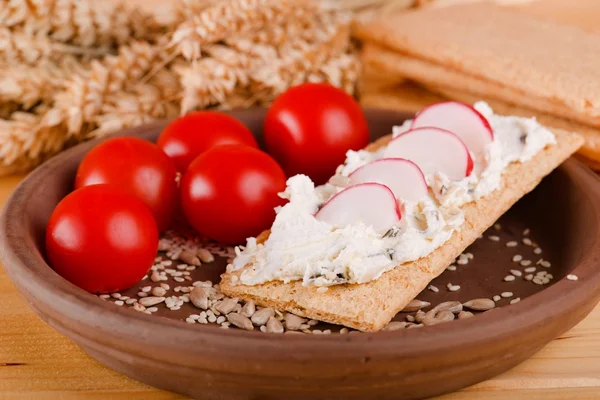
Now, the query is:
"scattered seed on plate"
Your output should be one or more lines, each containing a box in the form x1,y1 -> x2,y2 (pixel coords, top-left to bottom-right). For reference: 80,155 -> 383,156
99,294 -> 110,299
523,228 -> 530,236
494,223 -> 502,230
522,238 -> 533,246
510,298 -> 521,305
501,292 -> 513,298
448,284 -> 461,292
447,265 -> 457,271
520,260 -> 532,267
533,247 -> 542,254
428,285 -> 439,293
506,241 -> 518,247
510,269 -> 522,277
488,235 -> 500,242
492,295 -> 501,302
512,255 -> 523,263
524,267 -> 536,273
114,300 -> 124,306
402,299 -> 431,312
340,328 -> 349,334
540,260 -> 551,268
567,274 -> 579,281
463,298 -> 495,311
456,259 -> 468,265
147,307 -> 158,312
504,275 -> 516,282
524,274 -> 534,281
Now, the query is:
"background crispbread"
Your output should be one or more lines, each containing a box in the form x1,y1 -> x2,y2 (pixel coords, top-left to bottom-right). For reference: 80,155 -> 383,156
354,3 -> 600,121
220,129 -> 583,331
360,43 -> 600,162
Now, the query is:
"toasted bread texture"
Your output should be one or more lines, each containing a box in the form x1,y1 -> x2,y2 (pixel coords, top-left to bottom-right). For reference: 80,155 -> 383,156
220,129 -> 583,332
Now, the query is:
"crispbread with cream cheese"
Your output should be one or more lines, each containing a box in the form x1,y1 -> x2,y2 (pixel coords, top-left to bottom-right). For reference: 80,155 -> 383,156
360,43 -> 600,162
353,3 -> 600,122
220,128 -> 583,332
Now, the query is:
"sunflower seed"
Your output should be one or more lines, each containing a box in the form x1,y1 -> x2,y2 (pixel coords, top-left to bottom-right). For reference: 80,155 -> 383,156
266,316 -> 284,334
241,301 -> 256,317
415,310 -> 426,323
197,248 -> 215,263
423,310 -> 455,326
384,321 -> 407,331
402,299 -> 431,312
458,311 -> 474,319
215,298 -> 238,314
284,313 -> 306,331
463,298 -> 495,311
567,274 -> 579,281
139,296 -> 165,307
432,301 -> 463,314
251,308 -> 275,326
189,287 -> 210,310
179,250 -> 201,266
406,315 -> 415,322
227,313 -> 253,331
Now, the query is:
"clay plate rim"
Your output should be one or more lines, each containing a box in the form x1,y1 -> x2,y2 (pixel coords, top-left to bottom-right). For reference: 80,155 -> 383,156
1,109 -> 600,364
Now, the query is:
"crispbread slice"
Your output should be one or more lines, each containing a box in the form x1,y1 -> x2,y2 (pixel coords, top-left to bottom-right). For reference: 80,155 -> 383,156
354,3 -> 600,121
221,129 -> 583,331
360,43 -> 600,161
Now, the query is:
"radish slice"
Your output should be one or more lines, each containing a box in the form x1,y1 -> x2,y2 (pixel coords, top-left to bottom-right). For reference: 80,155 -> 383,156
384,127 -> 473,179
412,101 -> 493,159
315,183 -> 401,231
349,158 -> 428,203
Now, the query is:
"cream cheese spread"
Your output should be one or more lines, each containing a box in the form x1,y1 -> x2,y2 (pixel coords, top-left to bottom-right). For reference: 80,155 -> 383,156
228,102 -> 556,287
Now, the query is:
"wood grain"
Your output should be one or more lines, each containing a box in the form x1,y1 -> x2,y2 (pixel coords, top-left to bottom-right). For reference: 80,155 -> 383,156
1,0 -> 600,398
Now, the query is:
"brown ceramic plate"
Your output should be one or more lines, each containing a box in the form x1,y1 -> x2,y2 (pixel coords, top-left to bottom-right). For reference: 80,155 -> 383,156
2,109 -> 600,400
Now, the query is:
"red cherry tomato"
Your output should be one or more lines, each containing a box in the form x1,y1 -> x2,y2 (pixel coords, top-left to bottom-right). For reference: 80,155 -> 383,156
264,83 -> 370,185
75,137 -> 178,232
46,184 -> 158,293
157,111 -> 258,172
180,145 -> 286,244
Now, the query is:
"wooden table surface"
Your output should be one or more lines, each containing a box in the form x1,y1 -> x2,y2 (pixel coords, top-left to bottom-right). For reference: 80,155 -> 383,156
3,0 -> 600,399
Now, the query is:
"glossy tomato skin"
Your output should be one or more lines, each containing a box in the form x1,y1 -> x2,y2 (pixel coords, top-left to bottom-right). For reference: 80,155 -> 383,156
264,83 -> 370,185
75,137 -> 178,232
157,111 -> 258,172
180,145 -> 286,244
46,184 -> 158,294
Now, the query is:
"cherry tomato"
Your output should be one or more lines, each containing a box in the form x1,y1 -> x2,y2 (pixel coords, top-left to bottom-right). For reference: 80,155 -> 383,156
180,145 -> 286,244
46,184 -> 158,293
157,111 -> 258,172
75,137 -> 178,232
264,83 -> 370,185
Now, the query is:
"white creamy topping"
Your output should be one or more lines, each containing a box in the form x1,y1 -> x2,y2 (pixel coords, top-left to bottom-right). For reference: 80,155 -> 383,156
229,102 -> 556,287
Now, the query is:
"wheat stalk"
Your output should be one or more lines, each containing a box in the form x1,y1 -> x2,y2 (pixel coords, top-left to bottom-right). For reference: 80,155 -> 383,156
169,0 -> 318,60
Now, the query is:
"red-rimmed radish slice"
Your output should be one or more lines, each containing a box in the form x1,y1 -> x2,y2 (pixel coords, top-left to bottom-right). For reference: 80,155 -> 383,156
349,158 -> 428,203
412,101 -> 493,159
315,183 -> 401,231
384,127 -> 473,179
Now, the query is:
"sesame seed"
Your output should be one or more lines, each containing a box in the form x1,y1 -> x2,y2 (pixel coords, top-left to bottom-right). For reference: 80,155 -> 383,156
428,285 -> 439,293
312,330 -> 322,335
533,277 -> 544,285
448,285 -> 461,292
185,318 -> 196,324
114,300 -> 124,306
141,286 -> 151,293
494,223 -> 502,230
524,274 -> 533,281
174,277 -> 185,283
493,295 -> 501,302
488,235 -> 500,242
524,267 -> 536,273
511,270 -> 522,277
534,248 -> 542,254
567,274 -> 579,281
540,260 -> 551,268
512,255 -> 523,263
523,228 -> 530,236
138,292 -> 148,297
510,297 -> 521,305
147,307 -> 158,312
340,328 -> 349,334
447,265 -> 457,271
504,275 -> 516,282
99,294 -> 110,299
125,298 -> 137,305
506,241 -> 518,247
456,259 -> 469,265
316,287 -> 328,293
520,260 -> 532,267
501,292 -> 513,298
111,293 -> 121,299
522,238 -> 533,246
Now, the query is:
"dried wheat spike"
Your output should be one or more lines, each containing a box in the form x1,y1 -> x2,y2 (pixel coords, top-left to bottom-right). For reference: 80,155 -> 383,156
46,41 -> 167,135
0,56 -> 85,109
308,52 -> 361,95
0,0 -> 153,47
170,0 -> 319,60
251,14 -> 352,99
